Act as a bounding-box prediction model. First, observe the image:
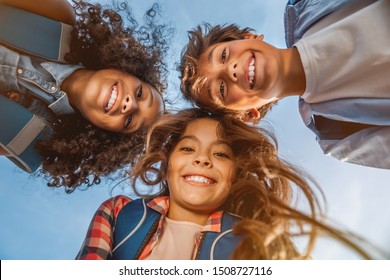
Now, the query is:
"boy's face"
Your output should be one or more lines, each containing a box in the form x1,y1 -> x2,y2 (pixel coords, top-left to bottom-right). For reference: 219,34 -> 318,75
197,38 -> 280,112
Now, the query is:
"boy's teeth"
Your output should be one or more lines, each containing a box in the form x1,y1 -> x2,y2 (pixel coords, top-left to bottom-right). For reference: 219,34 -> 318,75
184,175 -> 215,184
248,57 -> 255,86
105,85 -> 118,112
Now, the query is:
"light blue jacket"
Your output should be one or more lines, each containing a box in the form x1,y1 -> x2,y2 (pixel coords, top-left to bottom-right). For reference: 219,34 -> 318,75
0,45 -> 83,118
284,0 -> 390,169
0,45 -> 83,172
0,4 -> 84,173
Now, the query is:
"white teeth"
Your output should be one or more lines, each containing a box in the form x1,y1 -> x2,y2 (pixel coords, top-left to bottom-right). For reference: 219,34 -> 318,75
105,85 -> 118,112
184,175 -> 215,184
248,58 -> 255,86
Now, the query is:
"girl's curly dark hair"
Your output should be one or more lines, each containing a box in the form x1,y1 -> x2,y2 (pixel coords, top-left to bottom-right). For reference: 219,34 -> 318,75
66,0 -> 171,92
35,0 -> 173,192
36,114 -> 147,193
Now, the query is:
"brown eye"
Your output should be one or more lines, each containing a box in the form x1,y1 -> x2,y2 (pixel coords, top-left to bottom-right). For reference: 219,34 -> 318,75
180,147 -> 194,152
219,82 -> 225,98
136,85 -> 143,99
124,116 -> 133,129
215,152 -> 229,159
221,48 -> 227,63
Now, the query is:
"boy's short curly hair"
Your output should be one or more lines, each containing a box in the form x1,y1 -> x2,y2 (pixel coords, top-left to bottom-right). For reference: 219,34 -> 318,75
177,23 -> 275,121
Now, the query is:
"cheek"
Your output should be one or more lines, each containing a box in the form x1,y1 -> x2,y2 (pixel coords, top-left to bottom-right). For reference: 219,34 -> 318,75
166,160 -> 178,186
227,86 -> 245,102
222,163 -> 236,189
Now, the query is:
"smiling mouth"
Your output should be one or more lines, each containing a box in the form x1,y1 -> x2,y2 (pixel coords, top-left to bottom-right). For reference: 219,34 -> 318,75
105,83 -> 118,112
248,55 -> 256,89
183,175 -> 216,185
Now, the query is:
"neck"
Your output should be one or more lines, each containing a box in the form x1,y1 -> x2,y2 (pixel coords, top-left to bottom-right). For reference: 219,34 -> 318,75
61,69 -> 93,107
168,202 -> 212,226
278,47 -> 306,98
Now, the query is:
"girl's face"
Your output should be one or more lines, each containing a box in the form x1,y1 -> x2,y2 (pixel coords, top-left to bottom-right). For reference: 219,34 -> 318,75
70,69 -> 164,133
167,118 -> 235,223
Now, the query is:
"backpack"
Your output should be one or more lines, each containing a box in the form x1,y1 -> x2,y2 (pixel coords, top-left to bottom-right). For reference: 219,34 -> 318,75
112,198 -> 242,260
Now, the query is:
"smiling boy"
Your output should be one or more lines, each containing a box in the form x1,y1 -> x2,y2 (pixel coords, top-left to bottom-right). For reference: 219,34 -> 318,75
178,0 -> 390,169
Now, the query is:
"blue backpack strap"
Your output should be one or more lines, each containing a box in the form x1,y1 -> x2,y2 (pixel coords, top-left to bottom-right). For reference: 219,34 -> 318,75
0,95 -> 52,173
0,3 -> 72,62
197,213 -> 242,260
112,198 -> 161,260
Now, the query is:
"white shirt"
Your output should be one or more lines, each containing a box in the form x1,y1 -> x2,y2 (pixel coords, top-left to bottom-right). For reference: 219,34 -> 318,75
145,217 -> 202,260
296,0 -> 390,104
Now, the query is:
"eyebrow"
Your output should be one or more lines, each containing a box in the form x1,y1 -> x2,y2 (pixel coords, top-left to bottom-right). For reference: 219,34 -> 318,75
148,85 -> 154,107
208,45 -> 217,64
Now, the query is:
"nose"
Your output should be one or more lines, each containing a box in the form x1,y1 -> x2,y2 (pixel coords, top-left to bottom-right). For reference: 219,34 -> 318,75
193,153 -> 212,168
226,61 -> 238,82
122,94 -> 137,114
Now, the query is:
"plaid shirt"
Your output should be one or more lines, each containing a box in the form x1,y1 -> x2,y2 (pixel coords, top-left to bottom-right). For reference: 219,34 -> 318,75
76,195 -> 224,260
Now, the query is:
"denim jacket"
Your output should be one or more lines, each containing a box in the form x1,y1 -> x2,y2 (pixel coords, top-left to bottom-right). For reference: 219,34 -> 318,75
284,0 -> 390,169
284,0 -> 359,47
0,45 -> 83,118
0,45 -> 83,172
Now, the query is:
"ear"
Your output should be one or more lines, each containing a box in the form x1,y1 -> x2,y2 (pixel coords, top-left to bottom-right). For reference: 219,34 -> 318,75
244,33 -> 265,41
240,108 -> 261,122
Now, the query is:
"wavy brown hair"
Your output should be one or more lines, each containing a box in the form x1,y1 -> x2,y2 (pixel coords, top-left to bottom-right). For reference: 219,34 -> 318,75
35,0 -> 172,192
178,23 -> 275,122
130,108 -> 373,259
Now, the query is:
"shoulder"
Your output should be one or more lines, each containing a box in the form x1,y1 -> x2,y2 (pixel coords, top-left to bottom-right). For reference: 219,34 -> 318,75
98,195 -> 133,218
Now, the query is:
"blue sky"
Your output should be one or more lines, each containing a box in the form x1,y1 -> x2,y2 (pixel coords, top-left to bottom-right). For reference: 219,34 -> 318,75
1,0 -> 389,260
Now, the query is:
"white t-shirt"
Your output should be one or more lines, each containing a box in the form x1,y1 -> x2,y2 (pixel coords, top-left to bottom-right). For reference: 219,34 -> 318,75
295,0 -> 390,104
144,217 -> 202,260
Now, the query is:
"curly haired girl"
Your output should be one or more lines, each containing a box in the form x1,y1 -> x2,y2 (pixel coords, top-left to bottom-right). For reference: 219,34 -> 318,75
0,0 -> 172,192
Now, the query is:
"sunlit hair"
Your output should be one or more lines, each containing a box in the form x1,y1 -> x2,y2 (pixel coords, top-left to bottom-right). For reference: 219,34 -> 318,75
35,0 -> 173,191
130,108 -> 373,259
177,23 -> 275,121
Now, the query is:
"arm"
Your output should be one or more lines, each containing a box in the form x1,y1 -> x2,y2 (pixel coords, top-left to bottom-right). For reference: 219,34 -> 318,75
76,195 -> 131,260
0,0 -> 75,25
319,126 -> 390,170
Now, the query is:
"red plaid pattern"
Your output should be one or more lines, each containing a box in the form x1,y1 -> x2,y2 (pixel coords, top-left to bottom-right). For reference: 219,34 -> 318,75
76,196 -> 224,260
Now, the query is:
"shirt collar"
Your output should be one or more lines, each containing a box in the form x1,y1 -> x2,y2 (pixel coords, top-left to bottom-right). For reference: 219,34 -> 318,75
147,196 -> 223,233
42,62 -> 84,115
41,62 -> 84,86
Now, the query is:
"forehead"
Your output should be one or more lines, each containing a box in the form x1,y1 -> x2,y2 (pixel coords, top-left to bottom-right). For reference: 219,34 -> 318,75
182,118 -> 219,138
